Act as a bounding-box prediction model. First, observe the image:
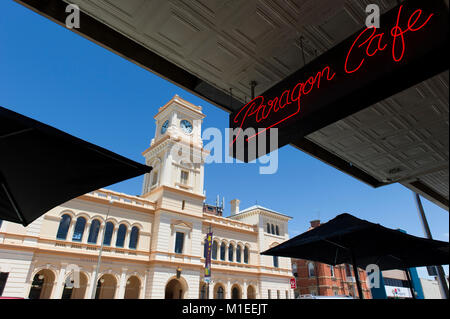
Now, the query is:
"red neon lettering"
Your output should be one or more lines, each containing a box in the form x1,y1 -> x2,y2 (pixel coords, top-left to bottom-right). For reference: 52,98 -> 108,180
231,66 -> 335,145
346,5 -> 433,73
231,5 -> 433,147
279,90 -> 291,109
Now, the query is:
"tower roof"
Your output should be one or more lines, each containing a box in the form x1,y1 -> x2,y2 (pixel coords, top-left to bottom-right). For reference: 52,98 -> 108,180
231,204 -> 293,220
154,94 -> 205,119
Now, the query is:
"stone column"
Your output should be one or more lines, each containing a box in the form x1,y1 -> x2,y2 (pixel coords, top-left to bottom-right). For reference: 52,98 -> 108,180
226,280 -> 231,299
141,270 -> 149,299
243,281 -> 247,299
83,222 -> 91,244
97,224 -> 105,246
67,219 -> 76,241
87,265 -> 98,299
111,226 -> 118,247
52,263 -> 67,299
117,268 -> 128,299
208,281 -> 214,299
123,228 -> 130,249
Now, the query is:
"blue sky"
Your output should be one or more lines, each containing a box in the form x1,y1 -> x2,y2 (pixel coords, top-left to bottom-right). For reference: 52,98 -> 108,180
1,1 -> 448,279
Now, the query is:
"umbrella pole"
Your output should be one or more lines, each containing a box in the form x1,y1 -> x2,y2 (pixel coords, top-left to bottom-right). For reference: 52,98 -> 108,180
0,171 -> 26,225
351,251 -> 364,299
414,193 -> 449,299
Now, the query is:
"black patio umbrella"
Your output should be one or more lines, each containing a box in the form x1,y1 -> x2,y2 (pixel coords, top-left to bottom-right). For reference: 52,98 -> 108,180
262,213 -> 449,299
0,106 -> 152,226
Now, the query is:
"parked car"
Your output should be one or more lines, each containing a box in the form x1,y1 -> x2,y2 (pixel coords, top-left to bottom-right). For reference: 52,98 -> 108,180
297,294 -> 354,299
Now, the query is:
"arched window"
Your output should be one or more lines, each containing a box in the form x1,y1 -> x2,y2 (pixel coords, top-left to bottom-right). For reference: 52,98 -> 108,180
266,223 -> 270,233
103,222 -> 114,246
203,239 -> 208,258
116,224 -> 127,247
220,242 -> 226,261
228,244 -> 234,262
231,286 -> 240,299
216,286 -> 224,299
200,284 -> 207,299
212,241 -> 218,260
87,219 -> 101,244
56,214 -> 71,240
72,217 -> 86,242
271,224 -> 275,234
275,225 -> 279,236
128,226 -> 139,249
308,262 -> 315,277
244,246 -> 249,264
345,264 -> 353,278
236,245 -> 242,263
151,170 -> 158,187
330,265 -> 335,277
292,263 -> 298,276
273,256 -> 279,268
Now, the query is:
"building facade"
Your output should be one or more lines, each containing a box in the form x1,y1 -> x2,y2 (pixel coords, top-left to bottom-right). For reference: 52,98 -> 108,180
370,269 -> 425,299
420,277 -> 449,299
0,95 -> 294,299
292,220 -> 372,299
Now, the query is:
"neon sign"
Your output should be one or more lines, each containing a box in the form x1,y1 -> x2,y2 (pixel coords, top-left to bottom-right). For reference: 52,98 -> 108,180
231,66 -> 336,145
344,6 -> 433,74
230,1 -> 445,155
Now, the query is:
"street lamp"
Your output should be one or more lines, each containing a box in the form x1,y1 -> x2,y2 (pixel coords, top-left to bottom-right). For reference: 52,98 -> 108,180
90,199 -> 113,299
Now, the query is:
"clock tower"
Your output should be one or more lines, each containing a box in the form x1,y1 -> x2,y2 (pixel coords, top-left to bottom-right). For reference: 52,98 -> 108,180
141,95 -> 207,201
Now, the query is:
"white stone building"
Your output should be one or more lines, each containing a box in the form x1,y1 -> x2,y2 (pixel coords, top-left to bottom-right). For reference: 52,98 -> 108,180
420,277 -> 449,299
0,95 -> 293,299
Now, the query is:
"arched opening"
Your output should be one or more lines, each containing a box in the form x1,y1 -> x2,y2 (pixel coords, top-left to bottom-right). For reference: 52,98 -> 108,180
115,224 -> 127,247
95,274 -> 117,299
103,222 -> 114,246
61,272 -> 88,299
236,245 -> 242,263
308,262 -> 315,277
128,227 -> 139,249
199,283 -> 207,299
56,214 -> 71,240
244,246 -> 249,264
228,243 -> 234,262
72,217 -> 87,242
214,284 -> 225,299
28,269 -> 55,299
165,278 -> 186,299
247,285 -> 256,299
87,219 -> 101,244
231,284 -> 241,299
220,242 -> 226,261
212,241 -> 218,260
124,275 -> 141,299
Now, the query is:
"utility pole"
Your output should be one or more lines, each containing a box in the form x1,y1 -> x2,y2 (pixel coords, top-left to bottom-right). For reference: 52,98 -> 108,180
90,199 -> 113,299
205,224 -> 213,299
413,192 -> 449,299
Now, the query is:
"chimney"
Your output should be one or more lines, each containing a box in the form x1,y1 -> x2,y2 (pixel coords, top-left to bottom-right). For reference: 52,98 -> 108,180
230,199 -> 240,216
310,220 -> 321,229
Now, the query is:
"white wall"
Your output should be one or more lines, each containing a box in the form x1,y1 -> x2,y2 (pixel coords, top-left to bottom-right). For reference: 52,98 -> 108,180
0,249 -> 34,298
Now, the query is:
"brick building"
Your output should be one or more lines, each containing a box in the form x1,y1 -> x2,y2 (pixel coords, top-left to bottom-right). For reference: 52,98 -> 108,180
292,220 -> 372,299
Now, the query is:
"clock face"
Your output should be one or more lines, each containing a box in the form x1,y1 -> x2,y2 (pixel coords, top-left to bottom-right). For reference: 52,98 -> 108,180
160,120 -> 169,135
180,120 -> 193,134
